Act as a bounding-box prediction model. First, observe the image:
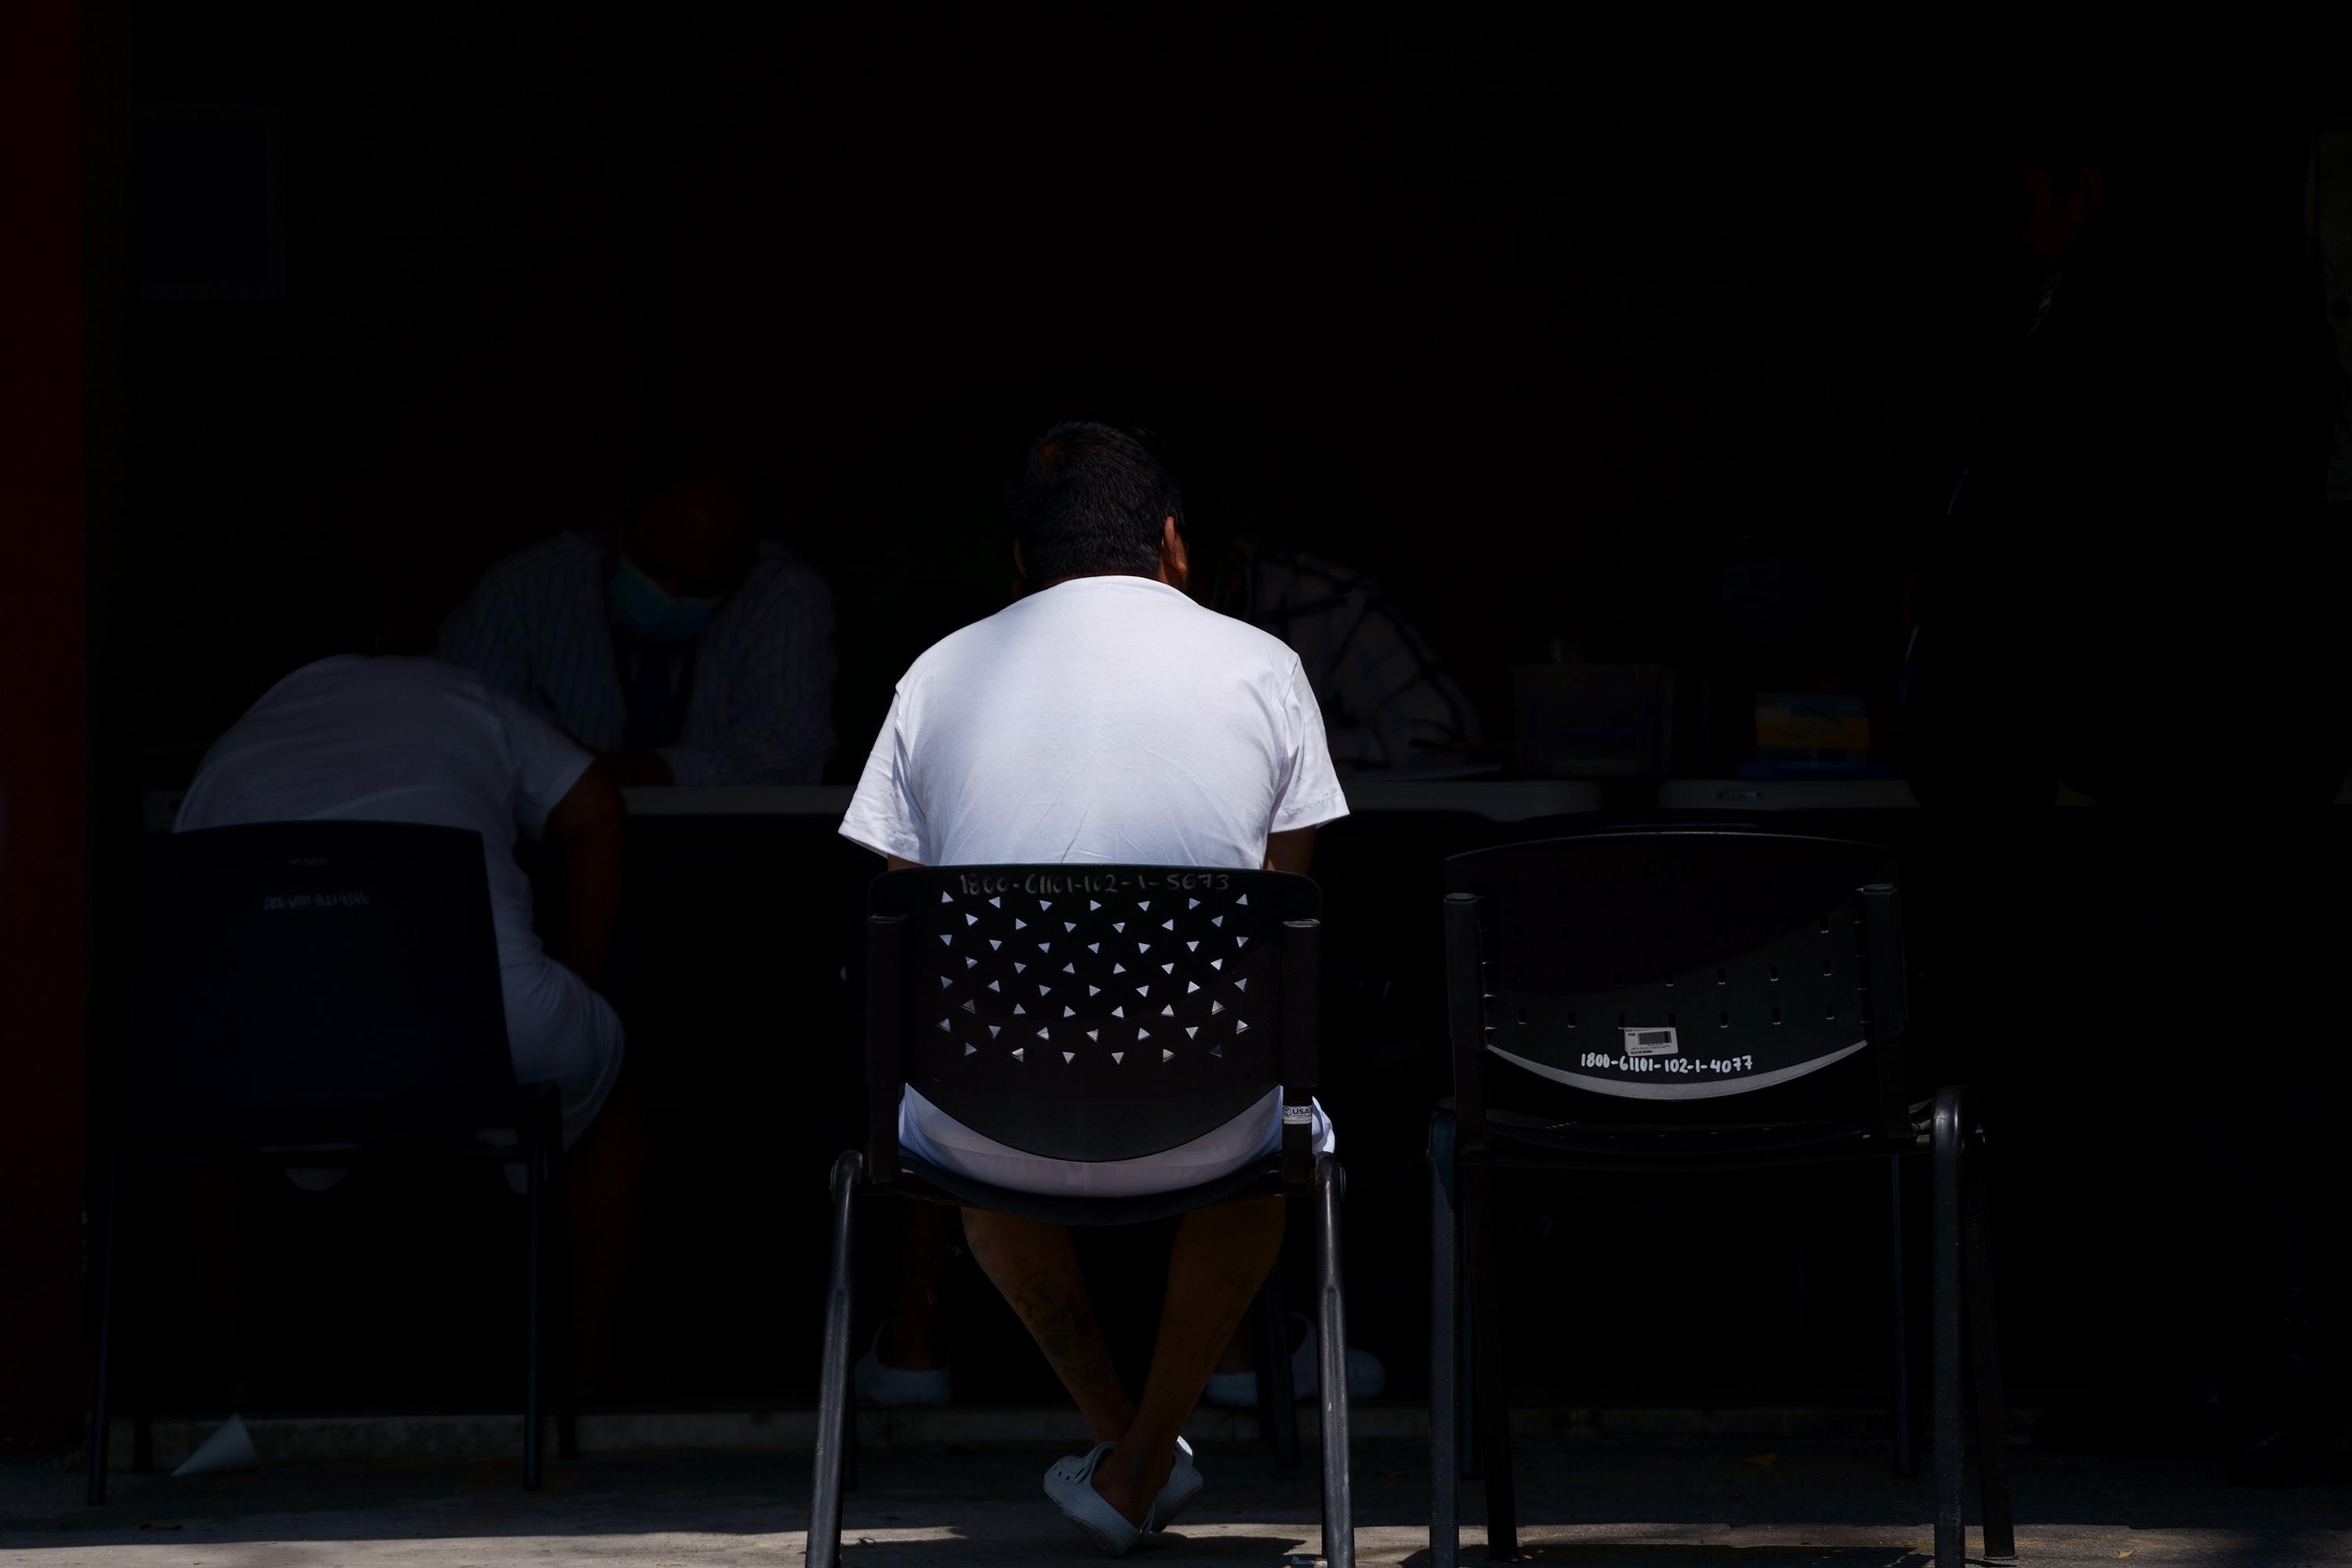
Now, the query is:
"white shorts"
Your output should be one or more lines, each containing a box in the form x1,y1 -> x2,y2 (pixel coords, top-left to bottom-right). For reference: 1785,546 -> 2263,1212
899,1087 -> 1335,1199
501,956 -> 626,1149
287,956 -> 622,1190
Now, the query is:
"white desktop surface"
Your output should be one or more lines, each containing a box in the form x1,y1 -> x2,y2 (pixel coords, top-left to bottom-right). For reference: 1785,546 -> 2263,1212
626,779 -> 1606,822
1653,778 -> 1922,811
145,779 -> 1608,830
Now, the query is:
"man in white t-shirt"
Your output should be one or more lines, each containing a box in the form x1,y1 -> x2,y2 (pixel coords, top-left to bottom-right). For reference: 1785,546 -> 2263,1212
174,648 -> 641,1427
180,655 -> 628,1142
839,423 -> 1347,1551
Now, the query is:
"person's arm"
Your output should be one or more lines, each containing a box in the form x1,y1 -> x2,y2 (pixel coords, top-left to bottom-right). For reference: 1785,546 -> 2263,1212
1262,829 -> 1313,874
543,763 -> 626,990
659,562 -> 838,786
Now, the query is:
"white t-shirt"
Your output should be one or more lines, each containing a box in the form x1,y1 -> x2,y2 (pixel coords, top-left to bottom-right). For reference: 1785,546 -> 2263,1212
177,656 -> 593,977
840,574 -> 1349,1192
841,575 -> 1348,867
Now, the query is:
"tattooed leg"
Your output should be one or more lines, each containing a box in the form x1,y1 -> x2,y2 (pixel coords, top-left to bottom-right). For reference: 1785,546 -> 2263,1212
962,1208 -> 1137,1443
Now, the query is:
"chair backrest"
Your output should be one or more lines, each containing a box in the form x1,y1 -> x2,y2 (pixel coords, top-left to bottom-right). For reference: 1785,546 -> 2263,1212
128,822 -> 518,1149
866,866 -> 1320,1165
1444,829 -> 1908,1136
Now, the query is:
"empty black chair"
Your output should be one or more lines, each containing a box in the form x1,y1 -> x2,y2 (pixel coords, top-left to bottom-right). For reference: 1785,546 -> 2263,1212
1429,829 -> 2009,1567
810,866 -> 1353,1568
87,822 -> 573,1502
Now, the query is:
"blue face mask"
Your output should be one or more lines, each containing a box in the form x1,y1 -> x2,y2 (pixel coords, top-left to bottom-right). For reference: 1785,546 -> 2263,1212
608,555 -> 718,644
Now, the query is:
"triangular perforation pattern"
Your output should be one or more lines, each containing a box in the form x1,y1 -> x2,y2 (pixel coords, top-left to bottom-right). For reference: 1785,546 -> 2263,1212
908,875 -> 1283,1075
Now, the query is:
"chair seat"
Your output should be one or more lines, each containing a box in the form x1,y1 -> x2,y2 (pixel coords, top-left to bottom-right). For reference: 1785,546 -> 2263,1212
880,1152 -> 1291,1227
1435,1100 -> 1925,1171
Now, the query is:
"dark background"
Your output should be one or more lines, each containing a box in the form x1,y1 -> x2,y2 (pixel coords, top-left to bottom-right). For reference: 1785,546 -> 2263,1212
62,5 -> 2352,1432
118,9 -> 2318,787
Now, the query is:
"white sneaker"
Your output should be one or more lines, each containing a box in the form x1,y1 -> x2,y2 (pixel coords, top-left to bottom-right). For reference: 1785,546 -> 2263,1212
1043,1442 -> 1149,1557
1200,1313 -> 1387,1407
853,1321 -> 951,1406
172,1412 -> 260,1477
1150,1436 -> 1202,1532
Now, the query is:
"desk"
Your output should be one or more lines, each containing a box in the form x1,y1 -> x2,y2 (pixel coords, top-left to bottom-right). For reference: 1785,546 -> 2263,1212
145,779 -> 1609,831
1653,778 -> 1922,811
626,780 -> 1606,822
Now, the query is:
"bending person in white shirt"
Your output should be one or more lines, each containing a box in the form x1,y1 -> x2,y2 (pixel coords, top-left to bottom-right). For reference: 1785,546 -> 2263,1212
176,604 -> 643,1414
839,423 -> 1347,1549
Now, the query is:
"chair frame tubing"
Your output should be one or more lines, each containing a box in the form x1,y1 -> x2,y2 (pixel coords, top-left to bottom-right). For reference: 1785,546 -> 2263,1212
811,889 -> 1351,1564
1428,1142 -> 1458,1568
1931,1085 -> 2014,1563
86,1104 -> 568,1505
1254,1262 -> 1301,1466
808,1150 -> 862,1568
1314,1153 -> 1355,1568
1429,866 -> 2009,1567
84,1155 -> 122,1506
1429,1111 -> 2009,1568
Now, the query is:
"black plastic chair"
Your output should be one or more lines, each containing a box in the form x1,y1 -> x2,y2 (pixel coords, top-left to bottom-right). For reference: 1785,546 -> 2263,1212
810,866 -> 1354,1568
1428,829 -> 2010,1567
86,822 -> 574,1502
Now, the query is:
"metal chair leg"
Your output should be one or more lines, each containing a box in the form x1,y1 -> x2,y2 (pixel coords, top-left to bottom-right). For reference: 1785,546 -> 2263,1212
523,1120 -> 546,1492
1963,1124 -> 2016,1559
1889,1154 -> 1916,1478
85,1156 -> 122,1506
1931,1087 -> 1965,1568
841,1341 -> 861,1497
549,1130 -> 578,1463
808,1151 -> 862,1568
1429,1140 -> 1459,1568
1465,1165 -> 1516,1561
1314,1156 -> 1354,1568
1258,1243 -> 1300,1467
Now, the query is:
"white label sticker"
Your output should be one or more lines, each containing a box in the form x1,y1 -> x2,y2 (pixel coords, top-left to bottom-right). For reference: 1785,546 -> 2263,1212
1621,1026 -> 1679,1057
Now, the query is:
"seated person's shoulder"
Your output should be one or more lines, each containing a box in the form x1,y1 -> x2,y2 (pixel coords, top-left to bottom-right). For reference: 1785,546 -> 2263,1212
1174,589 -> 1311,670
471,530 -> 604,590
744,541 -> 833,599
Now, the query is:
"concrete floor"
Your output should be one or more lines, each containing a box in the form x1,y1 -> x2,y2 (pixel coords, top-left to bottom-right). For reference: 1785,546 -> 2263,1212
5,1437 -> 2347,1566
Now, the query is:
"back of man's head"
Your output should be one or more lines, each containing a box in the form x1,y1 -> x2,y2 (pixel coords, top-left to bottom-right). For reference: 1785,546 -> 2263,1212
1010,422 -> 1183,587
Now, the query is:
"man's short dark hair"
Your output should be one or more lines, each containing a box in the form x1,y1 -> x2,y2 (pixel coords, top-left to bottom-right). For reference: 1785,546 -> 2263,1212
1010,422 -> 1183,586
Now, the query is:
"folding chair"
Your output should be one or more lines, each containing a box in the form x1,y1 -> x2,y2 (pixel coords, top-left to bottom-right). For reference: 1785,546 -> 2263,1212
1429,829 -> 2010,1567
809,866 -> 1354,1568
86,821 -> 574,1502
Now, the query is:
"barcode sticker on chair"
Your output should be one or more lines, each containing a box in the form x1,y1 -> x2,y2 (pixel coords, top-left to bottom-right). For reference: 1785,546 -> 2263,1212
1621,1026 -> 1679,1057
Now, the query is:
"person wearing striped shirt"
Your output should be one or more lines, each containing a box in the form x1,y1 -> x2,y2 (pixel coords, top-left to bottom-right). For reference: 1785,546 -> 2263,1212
438,457 -> 837,786
1206,545 -> 1479,772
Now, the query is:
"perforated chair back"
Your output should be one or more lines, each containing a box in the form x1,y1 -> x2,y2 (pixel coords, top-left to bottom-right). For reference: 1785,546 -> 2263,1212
1445,829 -> 1907,1130
130,821 -> 518,1149
866,866 -> 1319,1164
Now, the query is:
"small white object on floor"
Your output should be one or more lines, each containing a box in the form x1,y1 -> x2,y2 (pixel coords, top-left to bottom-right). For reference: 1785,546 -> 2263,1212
853,1321 -> 952,1406
1043,1441 -> 1149,1556
172,1412 -> 260,1477
1200,1312 -> 1387,1407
